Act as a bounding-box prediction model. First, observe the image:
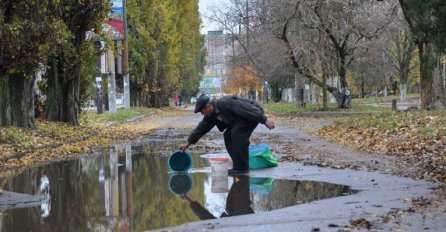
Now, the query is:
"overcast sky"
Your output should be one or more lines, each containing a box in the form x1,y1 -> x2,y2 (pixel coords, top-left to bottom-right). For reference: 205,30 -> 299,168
199,0 -> 228,34
112,0 -> 122,7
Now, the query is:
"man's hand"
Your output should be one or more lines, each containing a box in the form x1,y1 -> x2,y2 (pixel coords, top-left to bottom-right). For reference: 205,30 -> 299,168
181,194 -> 192,202
264,118 -> 275,130
179,142 -> 190,152
180,194 -> 192,206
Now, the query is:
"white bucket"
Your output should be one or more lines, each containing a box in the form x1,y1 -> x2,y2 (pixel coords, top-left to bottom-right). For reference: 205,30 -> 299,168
211,175 -> 229,193
209,158 -> 230,177
209,157 -> 230,193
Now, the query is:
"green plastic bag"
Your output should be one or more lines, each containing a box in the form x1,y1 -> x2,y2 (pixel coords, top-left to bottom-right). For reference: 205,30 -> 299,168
249,143 -> 278,170
250,177 -> 273,195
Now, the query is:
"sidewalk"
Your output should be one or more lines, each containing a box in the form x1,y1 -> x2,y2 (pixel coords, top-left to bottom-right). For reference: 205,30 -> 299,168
364,98 -> 421,110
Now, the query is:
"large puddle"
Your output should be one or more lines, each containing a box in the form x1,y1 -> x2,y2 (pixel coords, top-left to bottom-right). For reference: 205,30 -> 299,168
0,144 -> 357,231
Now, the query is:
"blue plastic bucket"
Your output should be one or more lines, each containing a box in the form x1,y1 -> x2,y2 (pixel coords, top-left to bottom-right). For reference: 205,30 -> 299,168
168,173 -> 193,195
168,150 -> 192,172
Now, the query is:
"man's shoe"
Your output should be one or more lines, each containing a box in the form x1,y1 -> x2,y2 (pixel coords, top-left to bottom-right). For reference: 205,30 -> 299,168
228,168 -> 249,175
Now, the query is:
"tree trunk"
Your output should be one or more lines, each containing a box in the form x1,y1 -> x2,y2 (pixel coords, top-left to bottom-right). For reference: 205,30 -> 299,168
418,42 -> 446,110
0,75 -> 36,128
398,40 -> 412,102
294,73 -> 304,107
331,88 -> 352,108
400,83 -> 408,102
361,75 -> 365,98
270,82 -> 280,102
44,57 -> 80,125
322,69 -> 328,111
279,14 -> 350,109
143,60 -> 156,107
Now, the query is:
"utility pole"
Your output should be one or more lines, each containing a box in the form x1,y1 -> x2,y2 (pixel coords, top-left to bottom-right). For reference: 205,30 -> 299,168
123,0 -> 130,108
94,41 -> 103,114
108,45 -> 117,114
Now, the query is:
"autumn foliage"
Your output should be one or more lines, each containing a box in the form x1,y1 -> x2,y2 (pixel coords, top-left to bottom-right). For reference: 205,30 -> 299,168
316,111 -> 446,182
224,66 -> 262,95
0,109 -> 160,170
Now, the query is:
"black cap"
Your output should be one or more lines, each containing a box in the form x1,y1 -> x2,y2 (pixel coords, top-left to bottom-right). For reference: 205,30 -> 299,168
194,94 -> 210,113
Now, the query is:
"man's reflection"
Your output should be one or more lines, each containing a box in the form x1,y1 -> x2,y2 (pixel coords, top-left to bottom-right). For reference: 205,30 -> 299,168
181,175 -> 254,220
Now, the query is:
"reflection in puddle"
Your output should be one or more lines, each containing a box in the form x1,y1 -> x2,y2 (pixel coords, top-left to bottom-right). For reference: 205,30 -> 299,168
0,144 -> 357,231
179,175 -> 254,220
170,173 -> 357,222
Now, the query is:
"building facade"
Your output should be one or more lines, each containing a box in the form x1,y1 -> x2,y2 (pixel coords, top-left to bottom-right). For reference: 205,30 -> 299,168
203,31 -> 232,91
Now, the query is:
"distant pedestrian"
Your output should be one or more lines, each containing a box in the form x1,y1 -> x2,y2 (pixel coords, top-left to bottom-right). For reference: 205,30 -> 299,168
179,94 -> 275,174
174,95 -> 179,106
179,94 -> 183,106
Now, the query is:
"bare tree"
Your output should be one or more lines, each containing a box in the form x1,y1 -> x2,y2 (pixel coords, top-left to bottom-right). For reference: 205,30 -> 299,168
207,0 -> 398,108
205,0 -> 295,102
275,0 -> 398,107
387,13 -> 418,102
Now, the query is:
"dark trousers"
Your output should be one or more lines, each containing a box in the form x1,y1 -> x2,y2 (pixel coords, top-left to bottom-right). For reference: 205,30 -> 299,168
225,175 -> 254,216
189,176 -> 254,219
223,121 -> 258,170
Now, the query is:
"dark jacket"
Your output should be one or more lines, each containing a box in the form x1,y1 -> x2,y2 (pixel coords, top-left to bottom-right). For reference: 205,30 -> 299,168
187,95 -> 267,144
